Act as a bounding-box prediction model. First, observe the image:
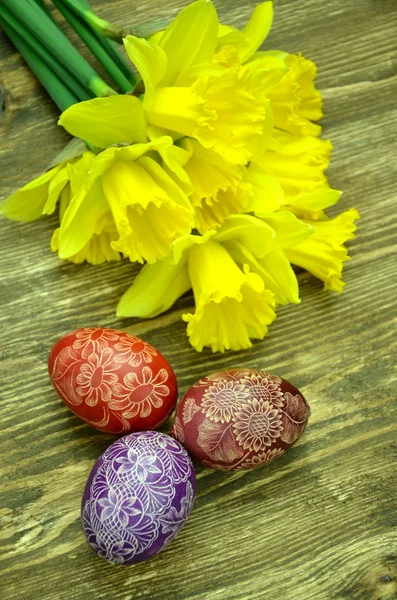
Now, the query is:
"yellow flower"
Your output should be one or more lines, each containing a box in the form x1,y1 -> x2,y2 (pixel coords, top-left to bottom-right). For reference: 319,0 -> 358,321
185,240 -> 275,352
139,63 -> 268,165
117,216 -> 277,352
267,53 -> 323,137
59,3 -> 272,169
285,208 -> 360,292
178,138 -> 250,232
215,2 -> 274,66
281,187 -> 343,221
220,212 -> 312,305
261,129 -> 332,197
51,214 -> 121,265
55,136 -> 194,264
0,152 -> 93,222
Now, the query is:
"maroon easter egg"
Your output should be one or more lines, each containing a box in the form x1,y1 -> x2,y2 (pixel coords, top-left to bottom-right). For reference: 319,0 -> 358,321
48,327 -> 177,434
172,368 -> 310,471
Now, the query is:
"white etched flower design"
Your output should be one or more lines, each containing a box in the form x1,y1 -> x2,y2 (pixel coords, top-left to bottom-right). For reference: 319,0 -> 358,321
114,447 -> 174,512
201,380 -> 250,423
122,431 -> 192,484
173,416 -> 185,443
73,328 -> 119,359
111,366 -> 170,419
233,399 -> 283,451
159,481 -> 195,548
76,347 -> 120,406
280,392 -> 310,444
83,486 -> 158,563
86,528 -> 135,564
98,487 -> 142,527
236,447 -> 286,470
241,373 -> 284,407
114,334 -> 158,367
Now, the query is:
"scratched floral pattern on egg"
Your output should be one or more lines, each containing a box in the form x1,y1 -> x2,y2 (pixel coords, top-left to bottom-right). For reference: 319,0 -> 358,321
82,432 -> 196,564
173,369 -> 310,471
75,347 -> 120,406
48,328 -> 178,433
114,334 -> 158,367
72,327 -> 120,359
111,367 -> 170,419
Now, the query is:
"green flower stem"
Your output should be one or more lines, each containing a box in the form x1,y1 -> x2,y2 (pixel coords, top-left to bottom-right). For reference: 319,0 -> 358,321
56,0 -> 122,41
95,38 -> 135,83
57,0 -> 168,43
2,0 -> 117,97
51,0 -> 134,93
0,4 -> 93,102
59,0 -> 136,83
0,17 -> 78,112
33,0 -> 56,20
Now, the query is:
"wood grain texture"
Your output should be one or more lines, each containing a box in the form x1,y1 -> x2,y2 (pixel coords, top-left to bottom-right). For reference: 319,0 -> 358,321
1,1 -> 397,599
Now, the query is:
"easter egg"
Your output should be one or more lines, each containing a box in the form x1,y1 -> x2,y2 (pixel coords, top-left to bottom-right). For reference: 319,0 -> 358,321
48,327 -> 177,434
173,368 -> 310,471
82,431 -> 196,564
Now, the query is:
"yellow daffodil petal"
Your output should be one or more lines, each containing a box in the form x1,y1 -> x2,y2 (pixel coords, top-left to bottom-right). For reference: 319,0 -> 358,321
102,156 -> 193,263
258,210 -> 314,248
147,87 -> 212,140
179,139 -> 249,232
239,1 -> 273,63
43,152 -> 95,215
283,187 -> 342,220
243,52 -> 288,97
0,165 -> 62,222
264,130 -> 332,196
213,44 -> 241,68
223,240 -> 299,305
192,67 -> 266,164
117,260 -> 191,318
214,214 -> 276,258
52,213 -> 121,265
58,95 -> 147,147
171,229 -> 216,265
59,185 -> 71,221
88,137 -> 174,181
217,24 -> 245,47
268,53 -> 323,137
123,36 -> 167,107
148,130 -> 192,193
43,165 -> 70,215
215,2 -> 273,65
285,208 -> 359,292
244,162 -> 284,214
148,66 -> 266,164
58,180 -> 109,259
183,240 -> 276,352
158,0 -> 218,87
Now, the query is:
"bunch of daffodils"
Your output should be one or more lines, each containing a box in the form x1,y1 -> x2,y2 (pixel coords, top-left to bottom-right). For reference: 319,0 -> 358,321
1,0 -> 359,352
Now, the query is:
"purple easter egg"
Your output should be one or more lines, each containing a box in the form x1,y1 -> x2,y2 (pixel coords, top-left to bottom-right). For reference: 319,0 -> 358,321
81,431 -> 196,564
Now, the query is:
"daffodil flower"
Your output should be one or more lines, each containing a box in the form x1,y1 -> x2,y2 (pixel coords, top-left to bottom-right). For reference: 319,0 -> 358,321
117,215 -> 279,352
54,136 -> 194,264
285,208 -> 360,292
220,212 -> 312,306
59,1 -> 276,166
259,129 -> 333,198
268,53 -> 323,137
178,138 -> 251,233
0,151 -> 93,222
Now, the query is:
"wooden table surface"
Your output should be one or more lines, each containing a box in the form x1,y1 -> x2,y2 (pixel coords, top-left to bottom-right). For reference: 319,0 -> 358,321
1,1 -> 397,599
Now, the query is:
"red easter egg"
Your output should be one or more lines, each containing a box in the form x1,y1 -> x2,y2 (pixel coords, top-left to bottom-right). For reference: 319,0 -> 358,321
172,368 -> 310,471
48,328 -> 178,434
